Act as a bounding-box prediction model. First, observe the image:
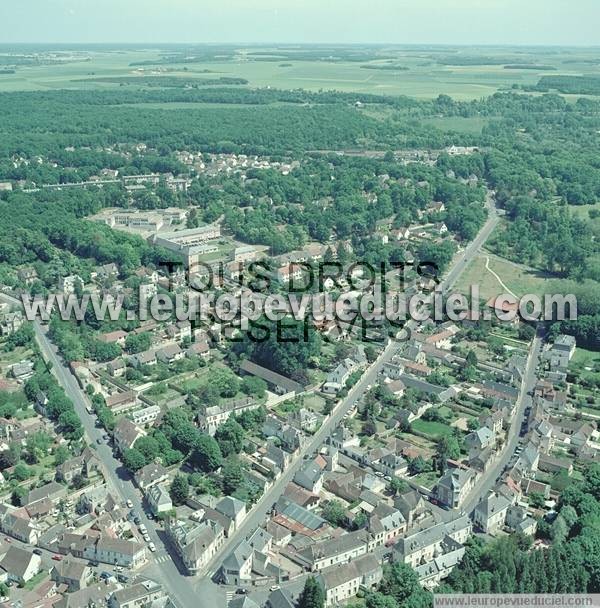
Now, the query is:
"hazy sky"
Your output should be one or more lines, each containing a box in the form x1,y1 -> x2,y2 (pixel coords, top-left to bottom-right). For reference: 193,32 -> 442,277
1,0 -> 599,46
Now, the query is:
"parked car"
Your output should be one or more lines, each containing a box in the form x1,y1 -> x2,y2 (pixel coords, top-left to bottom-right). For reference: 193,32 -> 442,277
33,549 -> 42,556
126,499 -> 133,509
143,533 -> 151,543
52,555 -> 63,562
148,542 -> 156,552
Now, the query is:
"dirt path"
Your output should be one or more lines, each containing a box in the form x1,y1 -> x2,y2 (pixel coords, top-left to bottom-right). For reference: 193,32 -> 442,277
485,255 -> 518,298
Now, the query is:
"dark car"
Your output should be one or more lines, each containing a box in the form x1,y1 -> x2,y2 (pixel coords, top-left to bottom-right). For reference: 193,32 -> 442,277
33,549 -> 42,556
236,589 -> 248,595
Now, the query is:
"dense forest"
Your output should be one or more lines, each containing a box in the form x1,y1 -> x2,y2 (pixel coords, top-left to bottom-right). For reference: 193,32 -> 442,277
0,86 -> 599,349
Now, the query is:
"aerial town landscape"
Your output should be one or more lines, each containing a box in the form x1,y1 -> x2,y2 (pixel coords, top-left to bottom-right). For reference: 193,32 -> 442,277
0,3 -> 599,608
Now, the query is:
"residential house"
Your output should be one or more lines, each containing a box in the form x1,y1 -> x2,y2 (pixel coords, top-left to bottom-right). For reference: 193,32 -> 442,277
197,398 -> 260,436
506,505 -> 537,536
147,484 -> 173,516
109,579 -> 166,608
262,416 -> 303,452
394,490 -> 430,529
186,340 -> 211,361
262,442 -> 293,476
59,275 -> 83,295
131,405 -> 161,427
552,334 -> 576,360
166,321 -> 192,342
0,546 -> 41,584
414,547 -> 466,590
107,359 -> 126,378
56,448 -> 101,484
83,536 -> 146,569
128,349 -> 157,368
289,408 -> 320,433
220,541 -> 254,586
0,507 -> 40,544
105,390 -> 138,414
436,468 -> 477,509
283,482 -> 320,511
50,555 -> 91,591
318,554 -> 382,607
465,427 -> 494,452
294,460 -> 325,494
230,597 -> 261,608
11,360 -> 34,382
368,503 -> 406,544
394,515 -> 472,571
266,588 -> 296,608
134,462 -> 169,491
215,496 -> 247,529
167,518 -> 225,575
292,530 -> 371,571
378,453 -> 409,477
156,343 -> 184,365
473,493 -> 511,534
113,418 -> 145,454
478,411 -> 504,436
424,329 -> 454,350
323,359 -> 360,394
0,311 -> 24,336
98,330 -> 128,347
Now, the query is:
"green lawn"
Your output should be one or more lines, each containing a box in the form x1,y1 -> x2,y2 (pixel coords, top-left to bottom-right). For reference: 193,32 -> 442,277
457,251 -> 555,300
24,571 -> 48,590
412,471 -> 440,490
572,347 -> 600,369
411,419 -> 454,439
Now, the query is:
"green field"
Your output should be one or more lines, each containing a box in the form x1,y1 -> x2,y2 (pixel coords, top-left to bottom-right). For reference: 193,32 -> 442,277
572,347 -> 600,370
411,419 -> 454,438
2,46 -> 600,99
457,251 -> 556,300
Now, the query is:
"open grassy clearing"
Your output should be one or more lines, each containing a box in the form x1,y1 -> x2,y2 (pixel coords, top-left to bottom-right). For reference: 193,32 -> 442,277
456,251 -> 556,300
572,347 -> 600,369
411,419 -> 455,439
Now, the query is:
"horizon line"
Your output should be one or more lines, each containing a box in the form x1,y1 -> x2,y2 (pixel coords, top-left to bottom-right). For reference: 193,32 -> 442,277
1,42 -> 600,48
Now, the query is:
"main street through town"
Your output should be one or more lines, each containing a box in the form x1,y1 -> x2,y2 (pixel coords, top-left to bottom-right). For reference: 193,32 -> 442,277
0,189 -> 518,608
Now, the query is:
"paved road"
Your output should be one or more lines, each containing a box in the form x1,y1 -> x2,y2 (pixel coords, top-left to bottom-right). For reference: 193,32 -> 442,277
201,338 -> 403,578
202,191 -> 501,576
442,190 -> 499,294
0,190 -> 503,607
32,321 -> 207,608
461,333 -> 542,516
